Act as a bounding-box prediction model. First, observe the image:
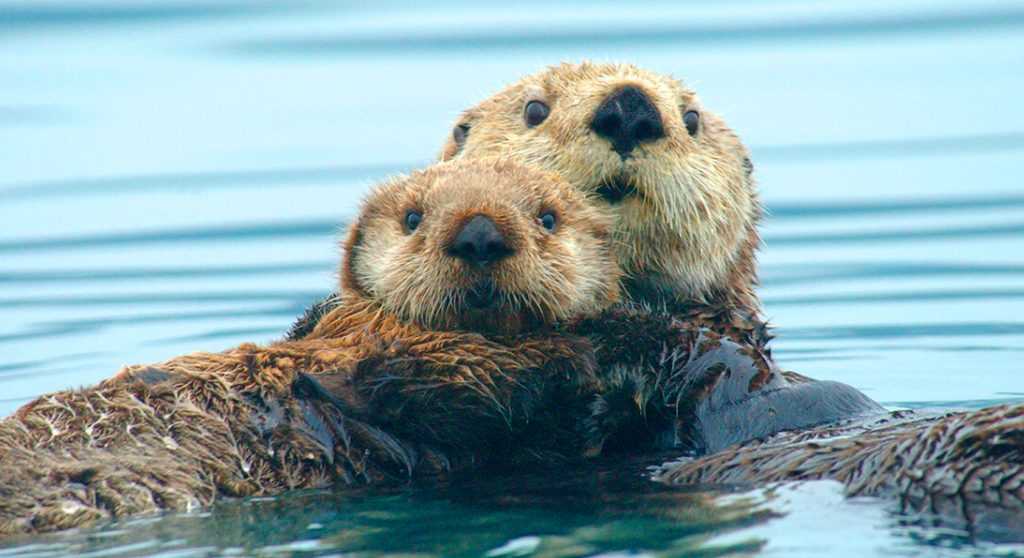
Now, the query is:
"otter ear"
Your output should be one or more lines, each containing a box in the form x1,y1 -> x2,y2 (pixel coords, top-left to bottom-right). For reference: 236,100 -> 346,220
439,111 -> 477,161
339,216 -> 369,297
742,156 -> 754,177
439,122 -> 470,161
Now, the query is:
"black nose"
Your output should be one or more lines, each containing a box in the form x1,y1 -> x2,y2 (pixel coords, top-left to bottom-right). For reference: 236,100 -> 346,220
448,215 -> 513,265
590,86 -> 665,158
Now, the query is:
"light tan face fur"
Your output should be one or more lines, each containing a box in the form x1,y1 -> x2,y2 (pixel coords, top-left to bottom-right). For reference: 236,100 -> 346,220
342,159 -> 620,335
440,62 -> 760,306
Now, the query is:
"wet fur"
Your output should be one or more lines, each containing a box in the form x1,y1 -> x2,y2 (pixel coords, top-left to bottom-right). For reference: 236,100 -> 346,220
573,301 -> 882,457
282,63 -> 805,456
0,300 -> 598,536
657,404 -> 1024,530
0,160 -> 617,536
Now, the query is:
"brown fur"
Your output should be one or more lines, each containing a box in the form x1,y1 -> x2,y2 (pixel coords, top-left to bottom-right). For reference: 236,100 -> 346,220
270,65 -> 876,477
429,62 -> 889,463
440,62 -> 762,317
340,159 -> 619,336
285,62 -> 764,343
657,404 -> 1024,525
0,160 -> 617,536
570,302 -> 880,457
0,306 -> 598,536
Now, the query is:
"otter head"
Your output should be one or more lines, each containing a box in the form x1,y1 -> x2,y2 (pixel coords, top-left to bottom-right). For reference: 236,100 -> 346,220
440,62 -> 761,311
341,159 -> 620,335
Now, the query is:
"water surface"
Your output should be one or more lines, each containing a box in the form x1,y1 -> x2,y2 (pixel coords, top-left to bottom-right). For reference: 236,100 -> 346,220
2,1 -> 1024,556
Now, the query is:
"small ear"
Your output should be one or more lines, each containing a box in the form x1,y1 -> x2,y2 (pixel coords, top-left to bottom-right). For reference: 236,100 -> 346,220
438,110 -> 477,161
439,123 -> 469,161
742,156 -> 754,177
339,216 -> 369,297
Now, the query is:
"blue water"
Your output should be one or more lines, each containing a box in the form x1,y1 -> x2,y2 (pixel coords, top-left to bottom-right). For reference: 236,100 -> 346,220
2,1 -> 1024,556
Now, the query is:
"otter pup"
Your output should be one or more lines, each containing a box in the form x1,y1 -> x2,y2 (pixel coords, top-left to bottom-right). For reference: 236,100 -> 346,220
0,160 -> 618,536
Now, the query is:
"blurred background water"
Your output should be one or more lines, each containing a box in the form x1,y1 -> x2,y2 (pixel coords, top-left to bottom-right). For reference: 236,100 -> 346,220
2,0 -> 1023,556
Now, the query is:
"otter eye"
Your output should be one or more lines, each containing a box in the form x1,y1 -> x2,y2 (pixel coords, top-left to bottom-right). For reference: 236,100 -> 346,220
538,211 -> 557,232
524,100 -> 550,128
452,123 -> 470,148
404,210 -> 422,232
683,110 -> 700,136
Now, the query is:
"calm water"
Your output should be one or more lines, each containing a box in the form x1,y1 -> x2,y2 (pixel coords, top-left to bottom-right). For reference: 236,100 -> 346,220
2,1 -> 1024,556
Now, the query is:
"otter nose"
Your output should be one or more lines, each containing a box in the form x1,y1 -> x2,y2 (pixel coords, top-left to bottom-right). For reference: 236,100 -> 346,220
590,86 -> 665,158
448,215 -> 513,265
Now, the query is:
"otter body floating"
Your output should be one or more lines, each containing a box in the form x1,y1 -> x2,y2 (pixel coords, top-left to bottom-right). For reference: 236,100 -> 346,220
0,160 -> 616,536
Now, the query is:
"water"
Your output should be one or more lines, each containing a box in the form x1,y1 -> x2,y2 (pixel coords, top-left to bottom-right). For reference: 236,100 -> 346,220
2,1 -> 1023,555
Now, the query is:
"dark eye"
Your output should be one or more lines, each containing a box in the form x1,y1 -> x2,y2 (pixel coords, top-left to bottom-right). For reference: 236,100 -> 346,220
405,210 -> 422,232
524,100 -> 550,127
683,110 -> 700,136
452,123 -> 470,148
539,211 -> 557,232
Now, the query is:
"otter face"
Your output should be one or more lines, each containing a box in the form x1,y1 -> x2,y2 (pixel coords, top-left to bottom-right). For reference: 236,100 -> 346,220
440,62 -> 761,307
342,159 -> 620,335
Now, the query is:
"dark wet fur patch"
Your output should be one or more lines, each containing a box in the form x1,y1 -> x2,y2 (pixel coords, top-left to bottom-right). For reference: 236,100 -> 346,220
285,295 -> 337,340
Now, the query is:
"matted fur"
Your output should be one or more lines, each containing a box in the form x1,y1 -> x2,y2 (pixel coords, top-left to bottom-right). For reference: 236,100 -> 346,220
0,302 -> 597,536
657,403 -> 1024,524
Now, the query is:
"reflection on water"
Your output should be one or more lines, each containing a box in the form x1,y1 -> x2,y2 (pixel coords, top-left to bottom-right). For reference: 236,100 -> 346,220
0,459 -> 769,558
1,462 -> 1009,557
1,0 -> 1023,556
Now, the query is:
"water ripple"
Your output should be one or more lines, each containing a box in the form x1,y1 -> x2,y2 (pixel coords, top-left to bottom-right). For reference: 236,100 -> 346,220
0,105 -> 70,127
765,263 -> 1024,287
223,6 -> 1024,56
0,220 -> 342,253
785,322 -> 1024,341
0,262 -> 333,283
0,162 -> 409,201
0,291 -> 324,308
32,306 -> 306,330
0,353 -> 100,375
764,221 -> 1024,246
153,326 -> 290,344
769,193 -> 1024,220
0,323 -> 99,345
766,288 -> 1024,306
757,132 -> 1024,163
0,1 -> 296,31
887,397 -> 1024,410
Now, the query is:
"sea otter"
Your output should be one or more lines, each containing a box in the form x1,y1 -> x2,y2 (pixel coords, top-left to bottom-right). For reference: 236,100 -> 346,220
0,160 -> 619,536
422,63 -> 1024,530
440,62 -> 760,317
